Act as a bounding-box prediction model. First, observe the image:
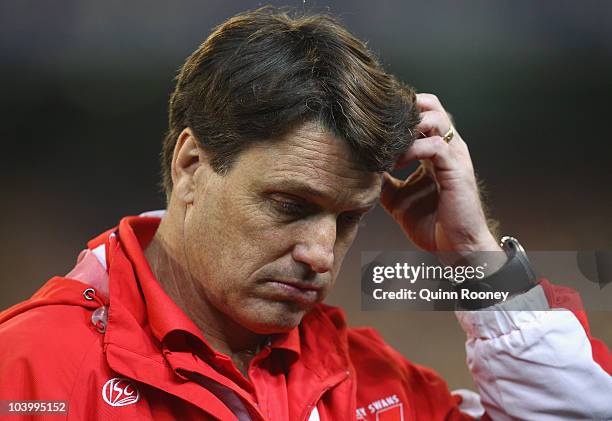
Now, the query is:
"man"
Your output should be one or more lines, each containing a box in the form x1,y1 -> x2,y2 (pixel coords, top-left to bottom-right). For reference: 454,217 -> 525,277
0,7 -> 610,421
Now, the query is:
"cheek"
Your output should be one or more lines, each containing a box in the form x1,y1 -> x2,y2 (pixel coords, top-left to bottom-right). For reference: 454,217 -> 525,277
221,193 -> 300,260
183,193 -> 294,290
330,229 -> 360,273
331,242 -> 350,276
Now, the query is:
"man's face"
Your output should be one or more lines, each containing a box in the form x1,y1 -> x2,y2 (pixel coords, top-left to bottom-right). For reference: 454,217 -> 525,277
182,122 -> 381,334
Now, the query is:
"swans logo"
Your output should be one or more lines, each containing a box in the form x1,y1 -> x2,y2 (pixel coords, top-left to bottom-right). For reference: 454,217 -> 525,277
102,377 -> 140,407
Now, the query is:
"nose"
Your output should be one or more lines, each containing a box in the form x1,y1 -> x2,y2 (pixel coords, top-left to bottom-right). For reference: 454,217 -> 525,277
292,215 -> 336,274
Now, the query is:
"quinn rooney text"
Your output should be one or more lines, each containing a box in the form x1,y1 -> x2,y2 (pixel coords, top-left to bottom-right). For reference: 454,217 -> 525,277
372,288 -> 510,302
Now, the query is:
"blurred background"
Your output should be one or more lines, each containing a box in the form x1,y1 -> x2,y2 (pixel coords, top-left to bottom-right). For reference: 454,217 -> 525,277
1,0 -> 611,390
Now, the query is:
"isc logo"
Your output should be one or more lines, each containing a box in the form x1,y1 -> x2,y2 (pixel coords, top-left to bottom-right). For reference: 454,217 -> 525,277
102,377 -> 140,407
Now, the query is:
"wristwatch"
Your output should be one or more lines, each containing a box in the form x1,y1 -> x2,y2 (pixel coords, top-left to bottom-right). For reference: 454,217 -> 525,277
456,236 -> 538,310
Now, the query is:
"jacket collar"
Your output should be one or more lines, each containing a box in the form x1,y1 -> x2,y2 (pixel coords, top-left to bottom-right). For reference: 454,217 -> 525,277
116,215 -> 205,345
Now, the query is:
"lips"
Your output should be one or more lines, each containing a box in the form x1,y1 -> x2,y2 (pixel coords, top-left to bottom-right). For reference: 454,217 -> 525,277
262,278 -> 322,305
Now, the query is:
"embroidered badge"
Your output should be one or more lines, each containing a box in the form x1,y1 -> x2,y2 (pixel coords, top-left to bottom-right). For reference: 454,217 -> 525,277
102,377 -> 140,407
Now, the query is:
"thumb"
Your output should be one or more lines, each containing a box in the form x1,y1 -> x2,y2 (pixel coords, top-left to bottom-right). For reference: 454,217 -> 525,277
380,172 -> 403,211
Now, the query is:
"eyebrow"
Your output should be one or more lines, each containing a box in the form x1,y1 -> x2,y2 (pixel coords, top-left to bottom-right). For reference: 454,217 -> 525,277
266,179 -> 380,210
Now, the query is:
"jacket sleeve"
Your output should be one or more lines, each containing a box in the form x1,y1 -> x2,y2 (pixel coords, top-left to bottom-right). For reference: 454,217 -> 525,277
456,280 -> 612,420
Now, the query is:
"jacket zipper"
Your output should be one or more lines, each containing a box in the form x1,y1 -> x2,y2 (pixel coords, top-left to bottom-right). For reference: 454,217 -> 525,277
301,370 -> 350,421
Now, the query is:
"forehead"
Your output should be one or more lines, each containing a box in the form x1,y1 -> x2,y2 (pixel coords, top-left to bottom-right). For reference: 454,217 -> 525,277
234,122 -> 382,206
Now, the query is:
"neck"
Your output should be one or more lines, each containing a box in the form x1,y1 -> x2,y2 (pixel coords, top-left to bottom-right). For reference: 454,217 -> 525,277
143,212 -> 267,366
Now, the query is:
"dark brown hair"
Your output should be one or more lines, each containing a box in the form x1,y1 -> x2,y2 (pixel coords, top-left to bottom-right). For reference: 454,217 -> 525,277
161,6 -> 419,197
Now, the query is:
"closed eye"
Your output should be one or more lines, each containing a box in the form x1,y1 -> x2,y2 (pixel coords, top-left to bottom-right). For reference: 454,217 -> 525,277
338,211 -> 367,228
274,199 -> 305,215
269,194 -> 317,220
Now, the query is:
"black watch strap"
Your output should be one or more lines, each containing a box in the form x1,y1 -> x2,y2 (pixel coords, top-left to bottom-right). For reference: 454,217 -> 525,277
457,237 -> 538,310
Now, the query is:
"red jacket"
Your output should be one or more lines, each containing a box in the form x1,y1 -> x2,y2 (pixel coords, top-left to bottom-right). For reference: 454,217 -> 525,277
1,214 -> 610,420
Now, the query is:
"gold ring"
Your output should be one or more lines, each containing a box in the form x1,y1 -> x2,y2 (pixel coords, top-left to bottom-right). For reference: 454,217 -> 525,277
442,126 -> 454,143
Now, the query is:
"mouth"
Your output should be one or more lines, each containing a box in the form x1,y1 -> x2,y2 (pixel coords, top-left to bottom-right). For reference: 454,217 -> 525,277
261,278 -> 322,305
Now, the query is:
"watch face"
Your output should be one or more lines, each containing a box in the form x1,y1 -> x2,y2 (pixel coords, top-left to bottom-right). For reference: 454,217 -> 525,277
504,237 -> 536,283
501,236 -> 525,256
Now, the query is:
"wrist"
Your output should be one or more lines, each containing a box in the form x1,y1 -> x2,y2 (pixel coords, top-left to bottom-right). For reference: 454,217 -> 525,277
438,232 -> 504,270
455,236 -> 538,309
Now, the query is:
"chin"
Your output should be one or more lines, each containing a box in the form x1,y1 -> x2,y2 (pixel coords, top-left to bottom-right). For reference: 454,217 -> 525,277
241,300 -> 311,334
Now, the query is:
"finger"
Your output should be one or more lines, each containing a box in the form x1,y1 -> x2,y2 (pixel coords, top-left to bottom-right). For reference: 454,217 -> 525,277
381,171 -> 412,210
380,172 -> 401,209
380,166 -> 436,212
394,136 -> 454,171
381,171 -> 402,191
416,93 -> 445,112
415,110 -> 452,138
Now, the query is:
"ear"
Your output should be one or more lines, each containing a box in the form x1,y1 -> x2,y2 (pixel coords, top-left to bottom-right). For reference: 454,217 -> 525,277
170,128 -> 207,205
